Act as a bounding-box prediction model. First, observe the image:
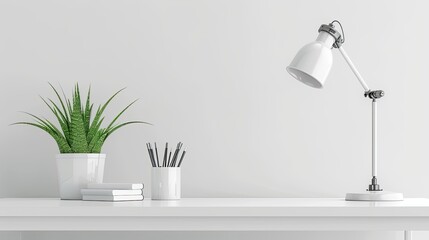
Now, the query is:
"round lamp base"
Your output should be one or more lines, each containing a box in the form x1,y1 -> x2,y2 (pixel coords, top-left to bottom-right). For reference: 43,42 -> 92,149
345,191 -> 404,201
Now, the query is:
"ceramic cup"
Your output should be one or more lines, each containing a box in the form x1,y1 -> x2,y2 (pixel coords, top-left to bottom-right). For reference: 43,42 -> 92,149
151,167 -> 181,200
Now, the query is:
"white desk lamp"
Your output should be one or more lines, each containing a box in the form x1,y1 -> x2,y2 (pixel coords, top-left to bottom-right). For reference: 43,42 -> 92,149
286,20 -> 403,201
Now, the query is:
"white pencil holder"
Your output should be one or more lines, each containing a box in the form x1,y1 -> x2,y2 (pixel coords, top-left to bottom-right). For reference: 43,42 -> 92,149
151,167 -> 181,200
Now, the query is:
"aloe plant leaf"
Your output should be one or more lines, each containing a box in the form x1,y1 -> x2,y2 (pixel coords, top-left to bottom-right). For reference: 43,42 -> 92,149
88,128 -> 106,152
69,84 -> 89,152
91,131 -> 108,153
106,121 -> 150,138
52,108 -> 69,142
12,121 -> 58,142
40,97 -> 70,141
47,98 -> 68,123
21,112 -> 63,137
87,114 -> 104,143
59,85 -> 72,117
12,121 -> 50,132
12,121 -> 72,153
48,83 -> 70,122
87,88 -> 125,143
85,104 -> 93,135
106,99 -> 139,130
66,99 -> 72,117
40,96 -> 69,134
42,117 -> 65,140
83,86 -> 92,135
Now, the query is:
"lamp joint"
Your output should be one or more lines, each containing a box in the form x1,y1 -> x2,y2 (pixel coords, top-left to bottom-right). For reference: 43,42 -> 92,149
367,176 -> 383,192
365,90 -> 384,100
318,23 -> 343,48
319,20 -> 345,48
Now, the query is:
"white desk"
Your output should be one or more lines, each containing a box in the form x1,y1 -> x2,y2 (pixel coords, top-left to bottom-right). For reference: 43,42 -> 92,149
1,198 -> 428,240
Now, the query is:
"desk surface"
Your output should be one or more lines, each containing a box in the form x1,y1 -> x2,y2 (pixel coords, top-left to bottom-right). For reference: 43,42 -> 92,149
1,198 -> 429,231
1,198 -> 429,217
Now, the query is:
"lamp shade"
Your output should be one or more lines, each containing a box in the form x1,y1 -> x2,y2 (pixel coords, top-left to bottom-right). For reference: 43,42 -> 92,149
287,32 -> 336,88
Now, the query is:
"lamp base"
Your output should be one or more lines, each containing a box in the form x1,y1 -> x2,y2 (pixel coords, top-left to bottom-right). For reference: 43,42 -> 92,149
345,191 -> 403,201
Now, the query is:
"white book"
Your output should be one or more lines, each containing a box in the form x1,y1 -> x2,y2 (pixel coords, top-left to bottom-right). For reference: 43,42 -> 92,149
81,189 -> 143,196
87,183 -> 144,190
82,195 -> 144,201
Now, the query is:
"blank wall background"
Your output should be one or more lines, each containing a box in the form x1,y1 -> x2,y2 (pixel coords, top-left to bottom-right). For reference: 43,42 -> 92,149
0,0 -> 428,239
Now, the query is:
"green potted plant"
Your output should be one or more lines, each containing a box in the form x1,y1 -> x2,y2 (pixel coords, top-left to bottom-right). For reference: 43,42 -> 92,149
14,83 -> 148,199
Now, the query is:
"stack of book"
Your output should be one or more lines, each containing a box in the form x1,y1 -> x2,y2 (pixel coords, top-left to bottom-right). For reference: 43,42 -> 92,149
81,183 -> 144,202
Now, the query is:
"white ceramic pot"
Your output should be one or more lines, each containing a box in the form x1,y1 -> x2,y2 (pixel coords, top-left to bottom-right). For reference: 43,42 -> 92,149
151,167 -> 181,200
56,154 -> 106,200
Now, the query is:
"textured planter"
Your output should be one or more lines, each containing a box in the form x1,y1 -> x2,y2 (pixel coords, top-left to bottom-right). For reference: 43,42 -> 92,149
56,154 -> 105,200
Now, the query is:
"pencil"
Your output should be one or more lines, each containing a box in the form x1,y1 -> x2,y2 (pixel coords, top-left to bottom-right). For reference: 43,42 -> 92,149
149,143 -> 157,167
170,143 -> 180,167
163,142 -> 168,167
174,142 -> 183,166
146,143 -> 155,167
154,142 -> 160,167
149,148 -> 156,167
177,150 -> 186,167
167,149 -> 172,167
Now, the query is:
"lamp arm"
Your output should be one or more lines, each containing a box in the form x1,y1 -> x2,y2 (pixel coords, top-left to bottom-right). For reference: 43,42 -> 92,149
337,45 -> 384,191
337,46 -> 371,92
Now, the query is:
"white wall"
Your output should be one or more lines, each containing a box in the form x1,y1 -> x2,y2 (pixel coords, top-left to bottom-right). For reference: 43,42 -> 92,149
1,0 -> 428,239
